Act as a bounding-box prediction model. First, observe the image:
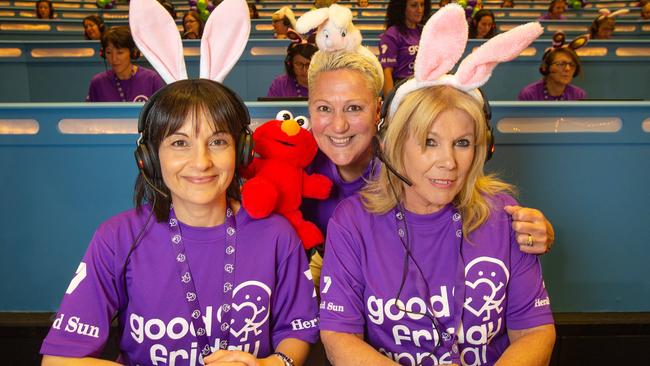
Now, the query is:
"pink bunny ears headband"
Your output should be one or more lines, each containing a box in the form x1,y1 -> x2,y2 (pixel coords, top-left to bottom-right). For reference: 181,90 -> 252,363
596,8 -> 630,21
129,0 -> 250,84
386,4 -> 543,119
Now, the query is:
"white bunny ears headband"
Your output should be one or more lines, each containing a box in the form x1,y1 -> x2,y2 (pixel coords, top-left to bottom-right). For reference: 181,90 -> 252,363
596,8 -> 630,21
295,3 -> 384,85
386,4 -> 543,119
129,0 -> 250,84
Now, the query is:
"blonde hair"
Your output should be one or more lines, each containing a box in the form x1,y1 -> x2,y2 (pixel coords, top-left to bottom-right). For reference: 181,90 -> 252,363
308,50 -> 383,97
271,6 -> 296,28
361,86 -> 515,236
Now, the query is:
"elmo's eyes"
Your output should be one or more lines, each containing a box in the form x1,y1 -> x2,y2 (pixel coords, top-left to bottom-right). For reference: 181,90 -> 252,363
275,110 -> 294,121
295,116 -> 310,130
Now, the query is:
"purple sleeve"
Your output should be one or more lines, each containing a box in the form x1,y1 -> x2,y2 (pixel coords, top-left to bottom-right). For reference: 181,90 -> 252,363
267,75 -> 283,97
378,29 -> 399,69
40,228 -> 118,357
318,214 -> 367,334
270,231 -> 319,346
152,72 -> 165,93
575,86 -> 587,100
517,84 -> 536,101
86,78 -> 98,102
502,196 -> 554,330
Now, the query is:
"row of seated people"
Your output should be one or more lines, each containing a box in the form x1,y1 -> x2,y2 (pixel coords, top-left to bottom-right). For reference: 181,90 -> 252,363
87,22 -> 596,104
20,0 -> 650,17
16,0 -> 648,42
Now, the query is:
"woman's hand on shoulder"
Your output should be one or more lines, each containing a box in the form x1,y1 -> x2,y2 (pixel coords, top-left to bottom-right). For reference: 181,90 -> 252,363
204,350 -> 282,366
504,205 -> 555,255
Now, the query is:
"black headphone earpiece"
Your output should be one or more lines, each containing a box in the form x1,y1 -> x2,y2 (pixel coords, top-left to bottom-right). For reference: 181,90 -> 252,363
99,45 -> 140,60
478,88 -> 495,162
134,82 -> 254,196
130,48 -> 140,60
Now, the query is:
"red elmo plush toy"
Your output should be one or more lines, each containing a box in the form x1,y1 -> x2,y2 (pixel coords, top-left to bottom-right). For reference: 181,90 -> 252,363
241,111 -> 333,249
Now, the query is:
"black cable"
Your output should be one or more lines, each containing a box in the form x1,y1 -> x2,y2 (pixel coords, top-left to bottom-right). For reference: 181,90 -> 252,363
110,192 -> 157,326
388,174 -> 442,366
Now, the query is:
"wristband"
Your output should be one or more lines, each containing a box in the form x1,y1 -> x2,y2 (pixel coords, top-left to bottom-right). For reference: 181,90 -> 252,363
273,351 -> 295,366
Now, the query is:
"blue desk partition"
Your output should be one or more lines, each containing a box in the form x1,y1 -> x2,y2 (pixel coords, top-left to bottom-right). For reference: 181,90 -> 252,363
1,39 -> 649,102
0,101 -> 649,312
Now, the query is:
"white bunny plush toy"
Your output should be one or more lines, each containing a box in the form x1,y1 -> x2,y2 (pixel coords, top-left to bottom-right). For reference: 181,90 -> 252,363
296,3 -> 383,84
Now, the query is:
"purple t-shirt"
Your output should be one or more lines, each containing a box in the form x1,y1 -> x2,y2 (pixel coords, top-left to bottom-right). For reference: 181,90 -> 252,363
267,74 -> 309,98
538,14 -> 567,20
518,79 -> 586,101
319,194 -> 553,365
302,150 -> 379,235
86,66 -> 165,102
379,25 -> 422,81
41,206 -> 318,364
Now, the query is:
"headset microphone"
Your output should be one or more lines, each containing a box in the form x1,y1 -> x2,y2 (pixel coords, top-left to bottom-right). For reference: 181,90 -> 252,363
136,161 -> 169,199
372,137 -> 413,187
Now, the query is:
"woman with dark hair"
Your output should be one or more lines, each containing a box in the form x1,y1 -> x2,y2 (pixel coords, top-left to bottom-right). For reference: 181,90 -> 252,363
86,26 -> 164,102
539,0 -> 567,20
378,0 -> 431,96
82,15 -> 105,40
43,0 -> 318,363
42,78 -> 318,366
35,0 -> 54,19
182,11 -> 204,39
469,9 -> 497,39
519,34 -> 587,100
267,41 -> 318,97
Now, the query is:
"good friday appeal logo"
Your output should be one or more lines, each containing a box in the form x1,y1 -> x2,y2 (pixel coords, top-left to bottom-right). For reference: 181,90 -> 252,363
368,256 -> 510,366
129,280 -> 271,365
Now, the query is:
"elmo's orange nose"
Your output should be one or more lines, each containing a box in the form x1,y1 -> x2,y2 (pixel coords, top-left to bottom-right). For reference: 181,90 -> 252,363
281,119 -> 301,137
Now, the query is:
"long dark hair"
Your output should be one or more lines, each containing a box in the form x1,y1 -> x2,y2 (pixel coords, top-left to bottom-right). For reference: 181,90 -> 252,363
469,9 -> 497,39
82,15 -> 105,40
35,0 -> 54,19
134,79 -> 249,222
182,11 -> 204,39
385,0 -> 431,33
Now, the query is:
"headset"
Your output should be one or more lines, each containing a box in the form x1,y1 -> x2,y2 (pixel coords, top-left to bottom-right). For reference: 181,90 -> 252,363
378,78 -> 495,169
134,80 -> 254,198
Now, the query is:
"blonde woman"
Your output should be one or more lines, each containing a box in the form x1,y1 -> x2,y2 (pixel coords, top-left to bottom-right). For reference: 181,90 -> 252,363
318,6 -> 555,365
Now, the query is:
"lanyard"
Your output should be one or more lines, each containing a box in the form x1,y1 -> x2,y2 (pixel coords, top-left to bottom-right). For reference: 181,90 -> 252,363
168,205 -> 237,357
393,205 -> 466,365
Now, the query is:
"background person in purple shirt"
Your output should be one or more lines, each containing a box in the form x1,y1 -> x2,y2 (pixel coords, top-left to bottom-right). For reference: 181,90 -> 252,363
539,0 -> 567,20
267,41 -> 318,98
41,80 -> 318,365
319,84 -> 555,365
379,0 -> 431,96
304,50 -> 556,293
518,44 -> 586,101
86,26 -> 165,102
